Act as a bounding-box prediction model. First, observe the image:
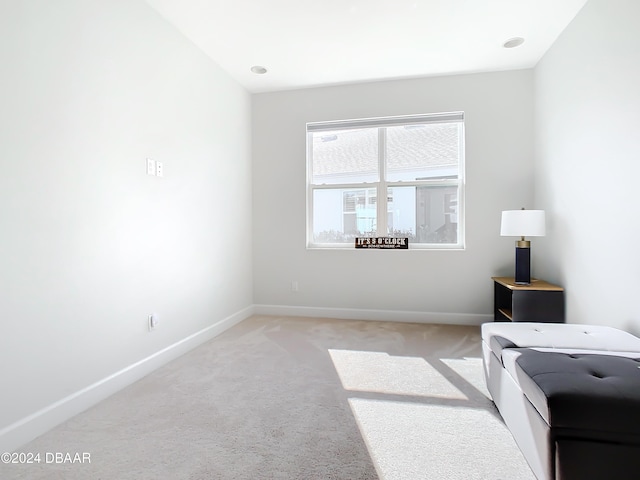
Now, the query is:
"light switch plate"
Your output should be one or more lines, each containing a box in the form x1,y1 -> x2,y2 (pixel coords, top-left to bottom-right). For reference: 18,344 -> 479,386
146,158 -> 156,176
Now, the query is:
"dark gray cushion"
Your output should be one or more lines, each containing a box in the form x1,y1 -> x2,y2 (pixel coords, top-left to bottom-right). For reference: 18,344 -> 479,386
489,335 -> 518,362
514,350 -> 640,437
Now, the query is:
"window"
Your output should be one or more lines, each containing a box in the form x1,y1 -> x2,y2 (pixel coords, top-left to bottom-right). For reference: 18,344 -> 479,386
307,113 -> 465,248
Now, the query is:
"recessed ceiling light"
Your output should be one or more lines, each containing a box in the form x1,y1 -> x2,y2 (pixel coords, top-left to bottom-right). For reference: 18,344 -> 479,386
250,65 -> 268,75
503,37 -> 525,49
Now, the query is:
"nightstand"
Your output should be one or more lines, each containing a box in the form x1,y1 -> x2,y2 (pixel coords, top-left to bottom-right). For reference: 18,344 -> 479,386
492,277 -> 565,323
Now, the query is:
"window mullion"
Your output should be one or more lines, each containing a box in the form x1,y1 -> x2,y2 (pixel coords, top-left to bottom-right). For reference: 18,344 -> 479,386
377,127 -> 388,236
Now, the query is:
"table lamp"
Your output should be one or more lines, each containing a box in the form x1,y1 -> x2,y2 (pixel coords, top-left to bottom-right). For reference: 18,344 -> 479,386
500,209 -> 546,284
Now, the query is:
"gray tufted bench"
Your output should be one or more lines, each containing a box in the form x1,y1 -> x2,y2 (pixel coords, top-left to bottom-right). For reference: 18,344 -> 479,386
482,323 -> 640,480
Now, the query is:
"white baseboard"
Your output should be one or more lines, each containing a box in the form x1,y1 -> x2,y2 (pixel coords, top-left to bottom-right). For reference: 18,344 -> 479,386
0,306 -> 254,453
254,304 -> 492,326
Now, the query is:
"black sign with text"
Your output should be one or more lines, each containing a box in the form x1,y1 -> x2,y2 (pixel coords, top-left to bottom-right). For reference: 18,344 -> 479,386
355,237 -> 409,249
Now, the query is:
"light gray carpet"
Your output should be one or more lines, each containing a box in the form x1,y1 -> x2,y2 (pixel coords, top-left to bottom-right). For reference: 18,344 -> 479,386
1,316 -> 535,479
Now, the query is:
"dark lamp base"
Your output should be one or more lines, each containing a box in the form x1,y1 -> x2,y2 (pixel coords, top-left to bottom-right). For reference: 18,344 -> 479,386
515,247 -> 531,284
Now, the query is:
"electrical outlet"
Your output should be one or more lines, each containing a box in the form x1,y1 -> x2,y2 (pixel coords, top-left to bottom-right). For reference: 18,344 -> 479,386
146,158 -> 156,176
148,313 -> 159,331
156,161 -> 163,177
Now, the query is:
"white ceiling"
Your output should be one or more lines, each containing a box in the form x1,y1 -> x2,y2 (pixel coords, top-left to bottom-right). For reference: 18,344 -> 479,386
145,0 -> 588,93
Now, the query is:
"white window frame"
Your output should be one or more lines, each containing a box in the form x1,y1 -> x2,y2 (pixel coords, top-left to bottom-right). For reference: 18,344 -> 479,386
306,112 -> 465,250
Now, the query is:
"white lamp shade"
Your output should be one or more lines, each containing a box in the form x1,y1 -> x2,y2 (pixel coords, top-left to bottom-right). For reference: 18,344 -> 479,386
500,210 -> 546,237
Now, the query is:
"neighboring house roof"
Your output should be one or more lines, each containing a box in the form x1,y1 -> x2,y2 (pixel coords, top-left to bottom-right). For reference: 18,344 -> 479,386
312,123 -> 460,180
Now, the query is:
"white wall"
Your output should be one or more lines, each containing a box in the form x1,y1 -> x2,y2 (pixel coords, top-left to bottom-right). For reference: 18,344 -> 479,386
534,0 -> 640,333
253,71 -> 534,322
0,0 -> 252,449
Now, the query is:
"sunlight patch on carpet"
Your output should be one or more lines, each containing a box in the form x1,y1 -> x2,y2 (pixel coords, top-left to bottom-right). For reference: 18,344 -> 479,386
348,398 -> 535,480
328,349 -> 467,399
